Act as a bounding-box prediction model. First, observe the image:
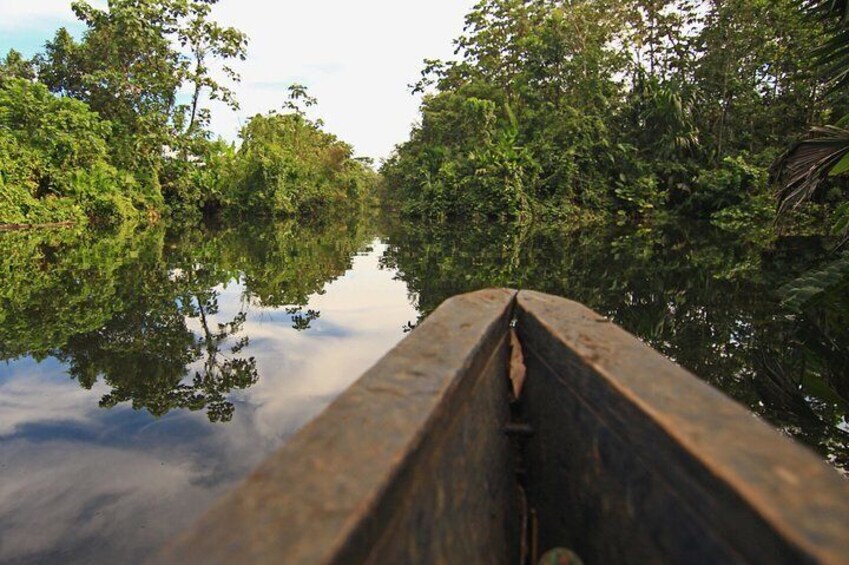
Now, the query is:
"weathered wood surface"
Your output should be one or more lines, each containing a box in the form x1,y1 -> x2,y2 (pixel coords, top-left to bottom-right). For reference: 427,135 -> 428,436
515,290 -> 849,564
156,288 -> 519,565
157,288 -> 849,565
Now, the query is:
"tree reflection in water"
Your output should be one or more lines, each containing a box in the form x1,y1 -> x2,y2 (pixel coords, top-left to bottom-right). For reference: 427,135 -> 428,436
379,217 -> 849,474
2,213 -> 847,472
0,213 -> 374,422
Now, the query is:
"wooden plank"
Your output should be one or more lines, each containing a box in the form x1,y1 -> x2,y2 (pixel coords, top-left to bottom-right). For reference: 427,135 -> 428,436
156,288 -> 519,565
515,290 -> 849,564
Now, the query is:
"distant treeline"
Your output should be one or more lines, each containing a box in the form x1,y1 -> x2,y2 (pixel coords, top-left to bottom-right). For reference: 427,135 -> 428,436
0,0 -> 376,227
383,0 -> 849,238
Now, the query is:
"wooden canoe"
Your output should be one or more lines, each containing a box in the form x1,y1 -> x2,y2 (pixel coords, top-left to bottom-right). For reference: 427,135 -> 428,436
156,289 -> 849,564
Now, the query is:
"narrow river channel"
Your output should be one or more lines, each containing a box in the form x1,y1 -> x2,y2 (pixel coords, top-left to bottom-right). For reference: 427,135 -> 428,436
1,214 -> 847,563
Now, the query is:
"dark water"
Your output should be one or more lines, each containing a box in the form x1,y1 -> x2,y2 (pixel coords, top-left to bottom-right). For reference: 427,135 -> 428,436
1,213 -> 847,563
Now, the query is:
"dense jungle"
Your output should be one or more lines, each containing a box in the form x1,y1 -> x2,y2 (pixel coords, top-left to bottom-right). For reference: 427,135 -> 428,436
1,0 -> 849,562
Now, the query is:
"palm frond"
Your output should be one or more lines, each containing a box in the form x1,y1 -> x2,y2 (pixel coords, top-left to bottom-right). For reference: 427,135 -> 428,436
815,29 -> 849,92
805,0 -> 849,91
773,125 -> 849,214
779,251 -> 849,310
804,0 -> 849,24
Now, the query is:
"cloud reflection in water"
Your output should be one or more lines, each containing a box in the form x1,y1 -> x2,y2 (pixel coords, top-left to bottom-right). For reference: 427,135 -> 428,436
0,241 -> 417,564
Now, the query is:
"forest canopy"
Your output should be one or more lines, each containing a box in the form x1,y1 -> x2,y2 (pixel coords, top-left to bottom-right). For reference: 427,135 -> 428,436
382,0 -> 848,234
0,0 -> 375,226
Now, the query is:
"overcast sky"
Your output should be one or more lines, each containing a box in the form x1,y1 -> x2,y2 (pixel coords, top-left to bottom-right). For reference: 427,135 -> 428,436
0,0 -> 478,161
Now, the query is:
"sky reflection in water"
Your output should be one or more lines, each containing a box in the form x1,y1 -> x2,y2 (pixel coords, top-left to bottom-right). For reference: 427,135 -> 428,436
1,216 -> 848,563
0,240 -> 417,564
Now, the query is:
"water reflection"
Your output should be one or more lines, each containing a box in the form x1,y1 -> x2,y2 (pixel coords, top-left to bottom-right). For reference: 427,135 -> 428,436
1,217 -> 374,422
1,213 -> 847,563
379,217 -> 849,474
0,216 -> 418,563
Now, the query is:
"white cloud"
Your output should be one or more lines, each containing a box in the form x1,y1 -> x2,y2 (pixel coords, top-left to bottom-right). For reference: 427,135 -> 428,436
0,0 -> 75,28
208,0 -> 477,160
0,358 -> 104,436
0,440 -> 218,562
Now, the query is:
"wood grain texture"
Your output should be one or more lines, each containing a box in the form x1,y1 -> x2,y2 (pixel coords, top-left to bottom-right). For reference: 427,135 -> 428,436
155,288 -> 518,565
516,290 -> 849,565
157,288 -> 849,565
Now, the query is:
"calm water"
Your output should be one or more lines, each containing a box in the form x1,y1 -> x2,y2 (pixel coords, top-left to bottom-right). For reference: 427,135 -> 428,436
1,213 -> 847,563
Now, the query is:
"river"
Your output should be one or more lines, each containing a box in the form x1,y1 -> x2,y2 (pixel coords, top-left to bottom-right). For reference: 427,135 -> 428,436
0,212 -> 847,563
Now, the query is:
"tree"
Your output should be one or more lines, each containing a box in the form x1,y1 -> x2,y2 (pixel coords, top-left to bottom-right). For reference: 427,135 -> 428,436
35,0 -> 247,193
693,0 -> 822,163
774,0 -> 849,239
624,0 -> 701,81
386,0 -> 832,222
175,0 -> 248,135
36,28 -> 83,96
0,78 -> 154,225
223,92 -> 376,217
283,83 -> 318,117
384,0 -> 633,218
0,50 -> 35,87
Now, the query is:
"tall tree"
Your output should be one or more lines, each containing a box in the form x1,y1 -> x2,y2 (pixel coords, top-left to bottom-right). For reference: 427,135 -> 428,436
36,0 -> 247,175
774,0 -> 849,239
173,0 -> 248,135
0,50 -> 35,87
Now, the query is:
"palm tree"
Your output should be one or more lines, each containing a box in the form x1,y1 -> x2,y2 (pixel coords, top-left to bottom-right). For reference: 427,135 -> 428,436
775,0 -> 849,232
774,1 -> 849,315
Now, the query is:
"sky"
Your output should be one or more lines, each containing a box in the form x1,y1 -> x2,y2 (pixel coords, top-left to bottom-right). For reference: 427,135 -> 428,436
0,0 -> 478,161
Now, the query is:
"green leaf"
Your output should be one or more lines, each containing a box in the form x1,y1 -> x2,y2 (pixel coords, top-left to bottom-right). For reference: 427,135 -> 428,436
829,151 -> 849,175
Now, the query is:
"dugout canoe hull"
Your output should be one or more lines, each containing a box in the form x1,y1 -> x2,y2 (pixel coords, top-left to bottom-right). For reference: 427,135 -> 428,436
156,289 -> 849,565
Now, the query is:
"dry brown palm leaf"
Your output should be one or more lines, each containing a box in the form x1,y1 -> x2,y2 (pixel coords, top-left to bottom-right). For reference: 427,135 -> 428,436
773,125 -> 849,214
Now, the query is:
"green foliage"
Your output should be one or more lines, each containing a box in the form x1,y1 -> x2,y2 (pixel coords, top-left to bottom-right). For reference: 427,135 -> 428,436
385,0 -> 834,224
0,78 -> 109,184
613,174 -> 666,215
682,155 -> 768,216
710,192 -> 776,242
624,75 -> 700,161
771,0 -> 849,247
0,50 -> 35,86
0,0 -> 246,226
224,102 -> 377,217
386,0 -> 629,219
807,0 -> 849,93
384,88 -> 540,219
0,78 -> 155,225
36,0 -> 246,173
769,0 -> 849,320
1,0 -> 368,226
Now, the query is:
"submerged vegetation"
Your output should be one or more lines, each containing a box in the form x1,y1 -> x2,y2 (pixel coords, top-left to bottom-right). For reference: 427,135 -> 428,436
0,0 -> 374,227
